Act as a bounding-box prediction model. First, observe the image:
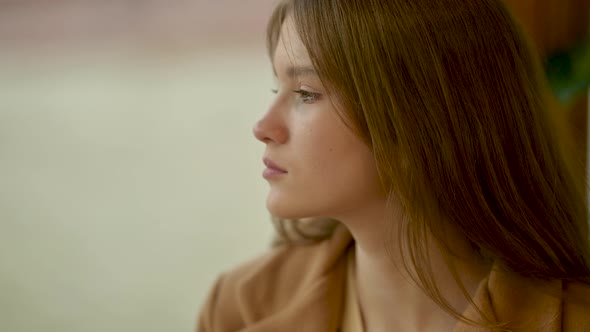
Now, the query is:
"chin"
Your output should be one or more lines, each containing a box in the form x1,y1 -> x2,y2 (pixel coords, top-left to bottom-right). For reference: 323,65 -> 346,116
266,202 -> 303,220
265,194 -> 316,220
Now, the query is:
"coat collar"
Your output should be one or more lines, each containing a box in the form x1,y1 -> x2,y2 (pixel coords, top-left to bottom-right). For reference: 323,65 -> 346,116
455,265 -> 563,331
233,224 -> 586,331
237,225 -> 353,332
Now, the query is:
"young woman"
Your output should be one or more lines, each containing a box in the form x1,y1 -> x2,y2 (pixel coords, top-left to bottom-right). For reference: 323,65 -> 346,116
198,0 -> 590,331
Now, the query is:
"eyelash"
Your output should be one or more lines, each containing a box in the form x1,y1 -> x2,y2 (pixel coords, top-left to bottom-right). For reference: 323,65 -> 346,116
270,88 -> 321,104
294,89 -> 321,103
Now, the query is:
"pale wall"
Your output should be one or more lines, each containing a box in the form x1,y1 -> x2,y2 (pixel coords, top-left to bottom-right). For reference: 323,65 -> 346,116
0,49 -> 275,332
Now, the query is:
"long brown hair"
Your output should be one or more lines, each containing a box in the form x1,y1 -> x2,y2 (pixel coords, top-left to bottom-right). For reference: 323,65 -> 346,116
266,0 -> 590,326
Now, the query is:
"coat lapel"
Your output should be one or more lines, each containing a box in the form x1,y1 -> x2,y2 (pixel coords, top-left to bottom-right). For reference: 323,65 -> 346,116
454,265 -> 562,332
223,224 -> 588,332
237,225 -> 353,332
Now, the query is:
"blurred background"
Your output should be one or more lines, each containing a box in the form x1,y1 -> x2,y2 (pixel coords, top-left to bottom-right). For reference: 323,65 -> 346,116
0,1 -> 588,332
0,1 -> 277,331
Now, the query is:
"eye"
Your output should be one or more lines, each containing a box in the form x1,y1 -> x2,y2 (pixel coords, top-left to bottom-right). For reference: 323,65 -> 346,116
293,89 -> 321,104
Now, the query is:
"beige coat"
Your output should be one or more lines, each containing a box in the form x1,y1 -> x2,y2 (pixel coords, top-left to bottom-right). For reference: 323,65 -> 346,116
197,225 -> 590,331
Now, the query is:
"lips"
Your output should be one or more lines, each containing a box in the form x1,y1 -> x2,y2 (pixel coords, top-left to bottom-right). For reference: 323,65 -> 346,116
263,158 -> 287,173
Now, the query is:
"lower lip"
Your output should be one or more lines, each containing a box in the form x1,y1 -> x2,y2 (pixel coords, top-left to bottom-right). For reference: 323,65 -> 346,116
263,168 -> 287,179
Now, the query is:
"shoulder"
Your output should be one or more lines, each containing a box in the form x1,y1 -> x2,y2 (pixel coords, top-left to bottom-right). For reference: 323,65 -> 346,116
464,264 -> 590,331
197,224 -> 353,332
562,281 -> 590,331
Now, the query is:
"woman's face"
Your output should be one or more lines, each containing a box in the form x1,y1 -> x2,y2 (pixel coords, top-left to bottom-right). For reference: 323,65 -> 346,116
253,16 -> 384,220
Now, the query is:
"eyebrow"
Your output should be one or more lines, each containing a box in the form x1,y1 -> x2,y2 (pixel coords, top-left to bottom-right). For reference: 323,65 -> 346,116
286,65 -> 317,78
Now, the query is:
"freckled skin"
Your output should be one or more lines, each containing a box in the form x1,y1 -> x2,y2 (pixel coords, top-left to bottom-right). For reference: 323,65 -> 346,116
252,17 -> 384,221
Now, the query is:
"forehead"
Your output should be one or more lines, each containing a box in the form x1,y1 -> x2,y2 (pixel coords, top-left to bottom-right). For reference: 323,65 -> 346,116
273,16 -> 312,68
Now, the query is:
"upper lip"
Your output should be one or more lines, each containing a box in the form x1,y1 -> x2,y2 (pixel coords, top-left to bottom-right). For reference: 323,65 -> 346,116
263,158 -> 287,172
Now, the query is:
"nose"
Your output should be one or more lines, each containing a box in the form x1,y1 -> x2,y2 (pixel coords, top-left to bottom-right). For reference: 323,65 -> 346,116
252,104 -> 289,144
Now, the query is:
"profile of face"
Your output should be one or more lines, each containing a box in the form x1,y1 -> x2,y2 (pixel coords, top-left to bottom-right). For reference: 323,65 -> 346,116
252,16 -> 385,221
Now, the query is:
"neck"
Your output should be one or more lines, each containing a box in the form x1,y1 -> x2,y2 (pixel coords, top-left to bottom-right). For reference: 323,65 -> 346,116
338,203 -> 490,332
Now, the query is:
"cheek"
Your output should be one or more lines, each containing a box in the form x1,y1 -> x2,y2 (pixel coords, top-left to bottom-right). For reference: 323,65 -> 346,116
299,126 -> 344,173
304,126 -> 378,187
291,110 -> 381,191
